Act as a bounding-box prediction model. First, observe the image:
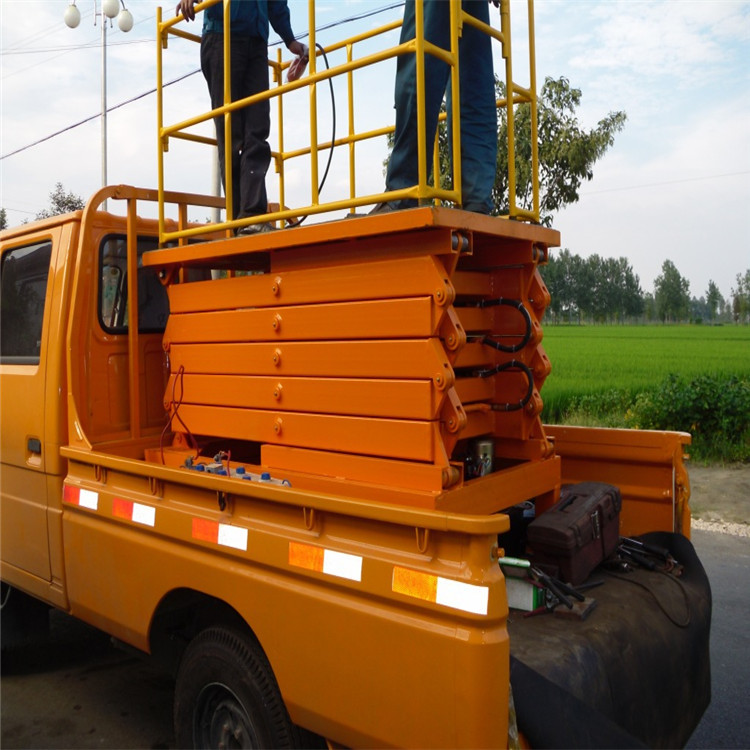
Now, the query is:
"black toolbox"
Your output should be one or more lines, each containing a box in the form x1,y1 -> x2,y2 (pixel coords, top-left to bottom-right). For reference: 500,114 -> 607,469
527,481 -> 622,585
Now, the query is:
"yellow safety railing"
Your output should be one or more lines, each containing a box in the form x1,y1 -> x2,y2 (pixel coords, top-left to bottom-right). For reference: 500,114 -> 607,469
156,0 -> 539,244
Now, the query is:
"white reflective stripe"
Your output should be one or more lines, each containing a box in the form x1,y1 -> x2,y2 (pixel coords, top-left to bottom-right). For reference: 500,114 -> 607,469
79,489 -> 99,510
131,503 -> 156,527
217,524 -> 248,551
322,549 -> 362,582
435,577 -> 489,615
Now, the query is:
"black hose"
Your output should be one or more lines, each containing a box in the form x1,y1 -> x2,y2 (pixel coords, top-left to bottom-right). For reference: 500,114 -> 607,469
472,358 -> 535,412
286,43 -> 335,228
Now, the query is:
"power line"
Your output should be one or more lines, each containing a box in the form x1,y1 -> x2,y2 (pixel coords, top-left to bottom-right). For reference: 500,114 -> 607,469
1,69 -> 200,161
1,38 -> 152,56
582,171 -> 750,195
1,2 -> 405,162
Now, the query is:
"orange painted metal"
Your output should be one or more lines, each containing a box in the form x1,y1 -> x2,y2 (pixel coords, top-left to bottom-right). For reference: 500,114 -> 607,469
156,208 -> 560,502
166,374 -> 443,419
166,255 -> 455,314
545,425 -> 692,537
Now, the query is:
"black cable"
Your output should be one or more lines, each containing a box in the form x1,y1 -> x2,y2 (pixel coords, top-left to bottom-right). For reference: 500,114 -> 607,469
604,569 -> 691,628
286,43 -> 335,229
472,358 -> 535,412
459,297 -> 532,353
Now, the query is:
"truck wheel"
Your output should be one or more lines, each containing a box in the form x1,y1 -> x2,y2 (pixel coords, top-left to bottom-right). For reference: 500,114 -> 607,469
174,626 -> 298,749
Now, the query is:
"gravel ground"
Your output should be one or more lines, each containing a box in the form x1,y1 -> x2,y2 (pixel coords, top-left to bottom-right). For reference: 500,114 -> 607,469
688,464 -> 749,537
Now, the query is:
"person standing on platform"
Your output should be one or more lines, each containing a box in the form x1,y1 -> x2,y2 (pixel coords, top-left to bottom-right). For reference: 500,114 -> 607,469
371,0 -> 497,216
176,0 -> 308,234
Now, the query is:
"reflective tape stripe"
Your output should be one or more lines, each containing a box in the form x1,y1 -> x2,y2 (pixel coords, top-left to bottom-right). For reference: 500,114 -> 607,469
288,542 -> 362,582
191,518 -> 248,551
112,498 -> 155,527
392,566 -> 489,615
63,486 -> 99,511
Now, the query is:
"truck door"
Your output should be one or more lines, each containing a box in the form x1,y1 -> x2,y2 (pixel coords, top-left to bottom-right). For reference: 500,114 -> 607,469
0,229 -> 61,584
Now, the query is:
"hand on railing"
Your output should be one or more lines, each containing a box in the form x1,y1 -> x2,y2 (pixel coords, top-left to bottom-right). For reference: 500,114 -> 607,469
287,41 -> 309,82
175,0 -> 197,22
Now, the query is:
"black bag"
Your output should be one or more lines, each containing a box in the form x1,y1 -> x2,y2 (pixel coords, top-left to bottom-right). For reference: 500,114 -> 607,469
527,481 -> 622,585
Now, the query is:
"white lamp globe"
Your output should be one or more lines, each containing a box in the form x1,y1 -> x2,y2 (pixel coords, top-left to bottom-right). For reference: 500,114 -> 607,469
64,3 -> 81,28
117,8 -> 133,32
102,0 -> 120,19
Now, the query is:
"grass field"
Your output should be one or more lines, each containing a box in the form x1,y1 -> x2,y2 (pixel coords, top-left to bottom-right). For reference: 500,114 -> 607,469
539,324 -> 750,422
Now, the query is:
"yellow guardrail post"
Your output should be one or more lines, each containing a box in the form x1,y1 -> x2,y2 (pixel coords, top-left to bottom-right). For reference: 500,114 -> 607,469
347,42 -> 356,214
222,0 -> 233,223
527,0 -> 540,221
308,2 -> 319,207
450,0 -> 462,209
275,46 -> 286,226
156,5 -> 165,243
415,0 -> 427,200
500,0 -> 517,219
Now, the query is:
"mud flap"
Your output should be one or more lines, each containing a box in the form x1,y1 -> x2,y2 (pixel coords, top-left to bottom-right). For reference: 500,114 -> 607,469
508,532 -> 712,748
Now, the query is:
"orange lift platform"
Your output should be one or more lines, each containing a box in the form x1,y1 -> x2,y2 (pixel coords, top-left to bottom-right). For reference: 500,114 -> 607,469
145,204 -> 560,513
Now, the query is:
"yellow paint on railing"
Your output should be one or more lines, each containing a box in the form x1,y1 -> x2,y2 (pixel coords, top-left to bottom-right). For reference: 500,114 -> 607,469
157,0 -> 540,242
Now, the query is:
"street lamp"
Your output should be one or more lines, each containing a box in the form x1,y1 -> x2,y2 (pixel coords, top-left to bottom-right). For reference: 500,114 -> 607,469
64,0 -> 134,209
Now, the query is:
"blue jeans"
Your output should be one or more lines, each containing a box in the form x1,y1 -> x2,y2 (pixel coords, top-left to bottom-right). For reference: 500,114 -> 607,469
385,0 -> 497,213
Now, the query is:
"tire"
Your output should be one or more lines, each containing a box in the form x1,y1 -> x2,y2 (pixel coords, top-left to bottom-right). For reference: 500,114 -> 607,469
174,626 -> 299,749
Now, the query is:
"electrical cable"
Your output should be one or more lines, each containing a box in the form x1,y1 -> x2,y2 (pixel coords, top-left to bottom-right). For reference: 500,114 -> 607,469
472,358 -> 535,412
160,364 -> 199,464
0,583 -> 11,610
2,2 -> 403,161
285,43 -> 335,228
604,569 -> 691,628
458,297 -> 533,353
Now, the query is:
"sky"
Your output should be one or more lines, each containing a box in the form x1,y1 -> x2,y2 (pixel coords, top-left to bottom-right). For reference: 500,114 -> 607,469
1,0 -> 749,299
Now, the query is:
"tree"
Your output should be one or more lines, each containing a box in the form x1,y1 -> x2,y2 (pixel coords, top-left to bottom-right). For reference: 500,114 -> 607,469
389,76 -> 626,226
543,250 -> 643,323
493,77 -> 627,225
35,183 -> 85,220
654,260 -> 690,322
731,270 -> 750,324
705,280 -> 722,323
0,208 -> 7,231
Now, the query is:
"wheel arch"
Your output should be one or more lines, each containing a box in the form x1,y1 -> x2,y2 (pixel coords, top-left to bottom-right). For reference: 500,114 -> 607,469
148,587 -> 256,676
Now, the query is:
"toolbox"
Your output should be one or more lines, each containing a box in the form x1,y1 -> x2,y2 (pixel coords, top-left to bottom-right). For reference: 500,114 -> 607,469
527,481 -> 622,585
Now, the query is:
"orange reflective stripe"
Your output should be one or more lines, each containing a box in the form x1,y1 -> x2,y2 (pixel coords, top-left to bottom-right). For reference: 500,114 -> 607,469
192,518 -> 219,543
113,498 -> 156,526
392,566 -> 438,603
191,518 -> 248,550
62,486 -> 98,510
392,566 -> 489,615
288,542 -> 362,581
112,498 -> 133,519
289,541 -> 325,572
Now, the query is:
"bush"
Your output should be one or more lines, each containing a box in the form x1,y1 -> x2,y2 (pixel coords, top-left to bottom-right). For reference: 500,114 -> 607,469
626,374 -> 750,462
566,389 -> 634,428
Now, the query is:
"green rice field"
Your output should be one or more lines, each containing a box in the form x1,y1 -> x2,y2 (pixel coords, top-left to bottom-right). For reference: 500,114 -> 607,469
539,325 -> 750,421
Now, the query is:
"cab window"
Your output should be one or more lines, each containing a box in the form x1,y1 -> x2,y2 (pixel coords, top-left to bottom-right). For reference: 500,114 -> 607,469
0,241 -> 53,364
99,236 -> 169,333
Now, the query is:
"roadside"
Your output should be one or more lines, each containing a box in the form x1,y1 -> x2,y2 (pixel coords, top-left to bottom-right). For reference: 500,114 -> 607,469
688,464 -> 750,537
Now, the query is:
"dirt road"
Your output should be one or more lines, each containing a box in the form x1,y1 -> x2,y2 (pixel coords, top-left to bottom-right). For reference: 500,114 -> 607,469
688,464 -> 750,535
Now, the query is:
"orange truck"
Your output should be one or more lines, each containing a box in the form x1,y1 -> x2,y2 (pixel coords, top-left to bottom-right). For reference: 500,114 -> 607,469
1,2 -> 710,747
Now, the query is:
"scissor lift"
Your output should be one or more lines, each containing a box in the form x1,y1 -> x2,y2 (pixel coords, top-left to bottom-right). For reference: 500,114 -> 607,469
148,0 -> 563,513
146,203 -> 560,512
